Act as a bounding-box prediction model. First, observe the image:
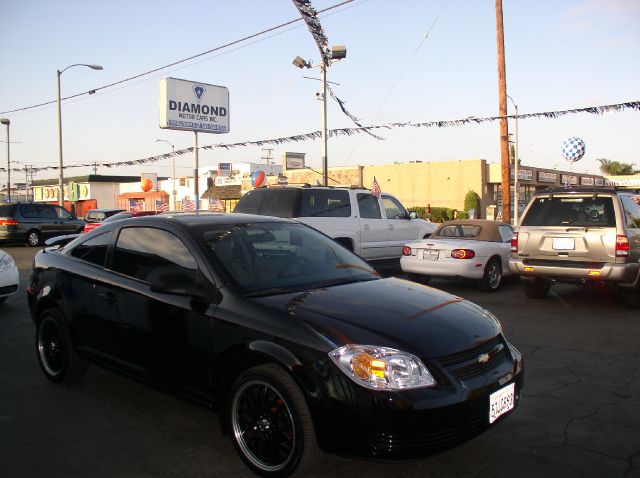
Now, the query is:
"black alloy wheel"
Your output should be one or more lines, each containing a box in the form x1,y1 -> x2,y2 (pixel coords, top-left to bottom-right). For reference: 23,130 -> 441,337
36,309 -> 89,383
229,364 -> 320,476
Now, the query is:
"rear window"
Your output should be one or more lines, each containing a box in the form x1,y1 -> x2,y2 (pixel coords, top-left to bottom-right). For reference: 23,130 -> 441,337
521,196 -> 616,227
435,225 -> 481,238
300,189 -> 350,217
0,205 -> 16,216
234,189 -> 300,217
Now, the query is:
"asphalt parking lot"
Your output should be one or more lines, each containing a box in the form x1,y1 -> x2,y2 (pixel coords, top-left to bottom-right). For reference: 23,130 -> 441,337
1,245 -> 638,478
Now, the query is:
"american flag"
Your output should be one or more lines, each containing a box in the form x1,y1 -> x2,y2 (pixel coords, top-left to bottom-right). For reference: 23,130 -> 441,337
209,198 -> 225,212
182,199 -> 196,211
155,199 -> 169,212
371,176 -> 381,198
129,199 -> 145,212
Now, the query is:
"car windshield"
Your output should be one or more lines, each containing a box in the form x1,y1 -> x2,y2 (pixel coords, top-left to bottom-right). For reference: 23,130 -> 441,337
522,196 -> 616,227
197,222 -> 379,295
435,224 -> 481,239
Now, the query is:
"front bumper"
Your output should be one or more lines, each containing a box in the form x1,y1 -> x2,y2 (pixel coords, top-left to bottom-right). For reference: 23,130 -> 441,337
0,266 -> 19,297
509,257 -> 640,285
307,341 -> 524,460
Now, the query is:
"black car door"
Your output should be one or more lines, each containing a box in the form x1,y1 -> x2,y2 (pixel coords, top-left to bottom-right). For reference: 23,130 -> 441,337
106,224 -> 213,400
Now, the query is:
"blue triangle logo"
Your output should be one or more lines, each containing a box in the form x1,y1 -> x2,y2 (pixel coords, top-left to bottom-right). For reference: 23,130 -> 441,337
193,85 -> 206,103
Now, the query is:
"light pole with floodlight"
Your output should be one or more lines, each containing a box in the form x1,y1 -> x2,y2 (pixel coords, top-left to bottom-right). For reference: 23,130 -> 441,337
507,95 -> 519,225
57,63 -> 103,206
292,45 -> 346,186
155,139 -> 177,210
0,118 -> 9,202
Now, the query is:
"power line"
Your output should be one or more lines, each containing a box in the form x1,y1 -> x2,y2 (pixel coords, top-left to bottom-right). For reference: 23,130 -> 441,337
0,0 -> 357,116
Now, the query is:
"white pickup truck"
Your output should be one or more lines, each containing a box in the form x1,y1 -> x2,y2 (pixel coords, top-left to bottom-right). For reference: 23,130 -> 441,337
233,186 -> 437,262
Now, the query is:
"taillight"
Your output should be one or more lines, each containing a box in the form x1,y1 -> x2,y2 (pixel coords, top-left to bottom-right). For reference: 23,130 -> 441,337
451,249 -> 475,259
511,232 -> 518,254
0,218 -> 19,226
615,235 -> 630,257
402,246 -> 412,256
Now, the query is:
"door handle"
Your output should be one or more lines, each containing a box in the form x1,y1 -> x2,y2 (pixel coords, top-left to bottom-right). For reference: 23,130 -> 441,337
98,292 -> 116,304
363,224 -> 370,231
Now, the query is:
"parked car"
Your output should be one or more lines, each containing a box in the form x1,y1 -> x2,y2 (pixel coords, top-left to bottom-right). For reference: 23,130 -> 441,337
234,185 -> 437,264
83,210 -> 158,233
28,212 -> 523,476
0,248 -> 19,303
82,208 -> 125,233
401,219 -> 514,291
510,187 -> 640,307
0,202 -> 85,246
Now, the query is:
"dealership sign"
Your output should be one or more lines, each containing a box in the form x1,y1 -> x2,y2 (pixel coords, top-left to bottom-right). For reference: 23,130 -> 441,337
159,78 -> 229,133
538,171 -> 557,183
284,152 -> 306,170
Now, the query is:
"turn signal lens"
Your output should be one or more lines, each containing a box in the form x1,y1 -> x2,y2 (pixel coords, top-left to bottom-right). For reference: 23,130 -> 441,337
451,249 -> 476,259
402,246 -> 412,256
511,232 -> 519,254
524,266 -> 534,272
588,271 -> 601,276
615,235 -> 630,257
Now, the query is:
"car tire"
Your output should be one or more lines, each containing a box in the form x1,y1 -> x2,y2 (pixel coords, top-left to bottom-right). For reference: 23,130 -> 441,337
407,273 -> 431,285
479,258 -> 502,292
521,277 -> 551,299
36,309 -> 89,384
229,364 -> 321,477
27,230 -> 41,247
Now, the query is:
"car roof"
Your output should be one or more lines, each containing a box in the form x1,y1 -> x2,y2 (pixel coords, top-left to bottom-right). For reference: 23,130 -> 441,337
434,219 -> 510,242
112,212 -> 296,227
86,208 -> 125,212
533,187 -> 618,196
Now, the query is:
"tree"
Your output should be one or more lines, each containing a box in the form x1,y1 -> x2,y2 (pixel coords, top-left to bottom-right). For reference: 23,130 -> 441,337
596,158 -> 639,176
464,190 -> 482,219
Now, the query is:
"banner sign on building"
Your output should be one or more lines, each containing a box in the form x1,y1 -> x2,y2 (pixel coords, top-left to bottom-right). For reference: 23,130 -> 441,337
538,172 -> 557,183
561,174 -> 579,185
595,178 -> 605,186
159,78 -> 229,133
215,176 -> 242,186
284,152 -> 306,170
580,177 -> 595,186
218,162 -> 232,177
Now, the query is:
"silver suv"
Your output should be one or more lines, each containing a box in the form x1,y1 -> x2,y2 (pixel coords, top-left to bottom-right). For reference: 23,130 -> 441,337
509,187 -> 640,307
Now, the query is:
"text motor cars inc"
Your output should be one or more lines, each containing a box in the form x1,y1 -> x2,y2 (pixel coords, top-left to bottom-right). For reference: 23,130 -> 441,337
28,213 -> 523,476
159,77 -> 229,133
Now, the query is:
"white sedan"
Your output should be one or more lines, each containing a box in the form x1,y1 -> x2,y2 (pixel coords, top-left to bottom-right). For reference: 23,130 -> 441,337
401,219 -> 514,292
0,248 -> 19,303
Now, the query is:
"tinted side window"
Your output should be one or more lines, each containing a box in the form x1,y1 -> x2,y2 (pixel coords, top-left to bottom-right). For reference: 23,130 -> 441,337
55,206 -> 73,220
0,205 -> 16,216
20,204 -> 38,218
69,232 -> 112,266
234,189 -> 265,215
621,195 -> 640,228
357,194 -> 382,219
112,227 -> 197,282
300,190 -> 351,217
260,189 -> 299,217
498,225 -> 514,242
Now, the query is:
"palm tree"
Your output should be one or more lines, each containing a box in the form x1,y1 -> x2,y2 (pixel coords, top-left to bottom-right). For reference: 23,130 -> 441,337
596,158 -> 639,175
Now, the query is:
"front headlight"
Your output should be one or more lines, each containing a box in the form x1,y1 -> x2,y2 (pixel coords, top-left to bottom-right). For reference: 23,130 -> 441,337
0,254 -> 15,273
329,344 -> 436,390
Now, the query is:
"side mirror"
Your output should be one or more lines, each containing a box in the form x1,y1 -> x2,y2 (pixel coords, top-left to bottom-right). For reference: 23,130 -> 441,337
149,267 -> 210,302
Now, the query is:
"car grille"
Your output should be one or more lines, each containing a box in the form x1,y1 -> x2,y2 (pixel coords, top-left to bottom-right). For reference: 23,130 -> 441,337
368,417 -> 487,458
436,335 -> 508,381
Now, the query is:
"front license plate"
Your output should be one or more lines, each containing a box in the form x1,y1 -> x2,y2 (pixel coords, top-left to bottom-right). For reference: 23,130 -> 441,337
423,249 -> 439,260
552,237 -> 575,250
489,383 -> 515,424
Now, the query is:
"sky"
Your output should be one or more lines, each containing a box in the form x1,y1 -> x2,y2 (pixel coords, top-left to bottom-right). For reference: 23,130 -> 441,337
1,0 -> 639,186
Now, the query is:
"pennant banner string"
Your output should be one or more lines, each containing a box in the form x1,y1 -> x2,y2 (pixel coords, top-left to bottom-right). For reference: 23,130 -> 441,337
2,101 -> 638,174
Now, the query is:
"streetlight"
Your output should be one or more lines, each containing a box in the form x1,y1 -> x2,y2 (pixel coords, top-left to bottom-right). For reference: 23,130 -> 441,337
507,94 -> 519,225
57,63 -> 103,206
155,139 -> 176,210
0,118 -> 9,202
293,45 -> 346,186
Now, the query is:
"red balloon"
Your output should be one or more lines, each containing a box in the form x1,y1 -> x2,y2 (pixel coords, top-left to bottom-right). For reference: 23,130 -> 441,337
141,178 -> 153,192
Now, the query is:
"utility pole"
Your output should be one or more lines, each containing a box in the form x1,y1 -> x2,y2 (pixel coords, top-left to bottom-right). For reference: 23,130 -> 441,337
92,162 -> 98,175
495,0 -> 511,223
261,148 -> 274,165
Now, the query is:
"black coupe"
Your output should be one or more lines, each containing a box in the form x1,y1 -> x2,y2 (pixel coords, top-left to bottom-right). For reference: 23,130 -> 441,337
28,213 -> 523,476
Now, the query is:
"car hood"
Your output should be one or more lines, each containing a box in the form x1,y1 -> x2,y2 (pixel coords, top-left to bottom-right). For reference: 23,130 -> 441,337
252,277 -> 501,358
